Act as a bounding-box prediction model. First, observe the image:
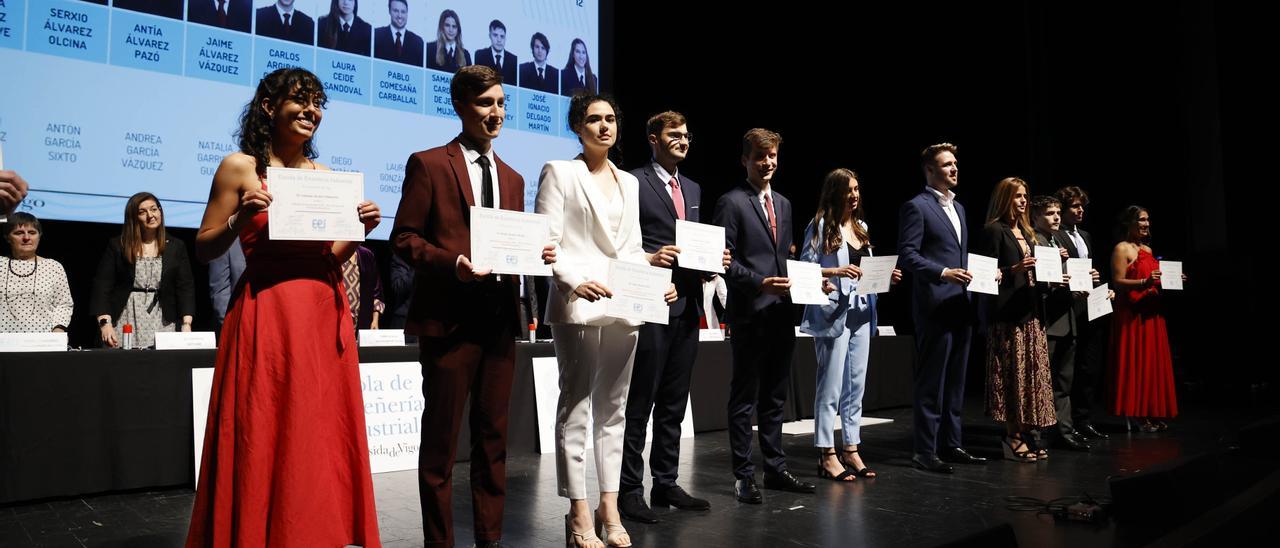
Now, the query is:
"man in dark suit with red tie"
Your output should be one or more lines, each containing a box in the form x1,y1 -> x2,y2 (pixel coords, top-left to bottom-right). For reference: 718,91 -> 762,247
713,128 -> 815,504
255,0 -> 315,45
474,20 -> 518,85
517,32 -> 558,94
373,0 -> 424,67
392,65 -> 553,548
618,112 -> 716,523
188,0 -> 252,32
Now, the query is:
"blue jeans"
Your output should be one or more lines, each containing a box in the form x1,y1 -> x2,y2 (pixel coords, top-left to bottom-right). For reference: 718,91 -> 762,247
813,315 -> 872,447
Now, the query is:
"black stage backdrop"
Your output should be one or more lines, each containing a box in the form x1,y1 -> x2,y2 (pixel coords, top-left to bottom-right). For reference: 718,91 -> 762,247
14,1 -> 1272,401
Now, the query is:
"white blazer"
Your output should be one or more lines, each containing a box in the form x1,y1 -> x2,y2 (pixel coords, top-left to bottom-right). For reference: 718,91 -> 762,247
535,158 -> 647,326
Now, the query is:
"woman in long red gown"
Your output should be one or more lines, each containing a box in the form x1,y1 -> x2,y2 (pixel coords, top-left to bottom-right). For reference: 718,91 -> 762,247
1108,206 -> 1185,433
186,68 -> 383,547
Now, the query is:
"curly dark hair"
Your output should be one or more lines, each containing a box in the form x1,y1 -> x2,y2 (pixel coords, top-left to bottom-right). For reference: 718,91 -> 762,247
567,91 -> 623,162
237,68 -> 327,176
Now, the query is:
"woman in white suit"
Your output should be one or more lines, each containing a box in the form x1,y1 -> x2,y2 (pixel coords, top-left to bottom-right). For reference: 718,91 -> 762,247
798,169 -> 900,482
536,94 -> 676,548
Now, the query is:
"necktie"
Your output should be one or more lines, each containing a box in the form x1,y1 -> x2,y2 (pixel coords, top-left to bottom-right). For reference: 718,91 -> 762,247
495,51 -> 502,69
669,177 -> 685,220
477,155 -> 494,208
282,13 -> 291,29
538,67 -> 544,80
764,192 -> 777,241
343,22 -> 350,33
217,0 -> 227,27
579,74 -> 585,87
395,31 -> 403,52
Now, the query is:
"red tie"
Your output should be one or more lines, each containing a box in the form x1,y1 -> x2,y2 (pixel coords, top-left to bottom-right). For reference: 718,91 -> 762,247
764,192 -> 777,241
669,176 -> 685,220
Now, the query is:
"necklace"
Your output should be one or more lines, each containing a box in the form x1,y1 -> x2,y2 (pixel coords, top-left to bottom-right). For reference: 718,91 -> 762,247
8,256 -> 37,277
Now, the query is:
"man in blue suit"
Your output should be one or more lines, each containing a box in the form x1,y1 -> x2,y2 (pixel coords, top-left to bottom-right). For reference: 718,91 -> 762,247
619,112 -> 714,523
714,128 -> 815,504
207,238 -> 245,336
897,143 -> 989,473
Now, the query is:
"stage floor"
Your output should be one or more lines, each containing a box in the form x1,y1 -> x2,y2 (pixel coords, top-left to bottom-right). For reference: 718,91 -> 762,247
0,403 -> 1266,547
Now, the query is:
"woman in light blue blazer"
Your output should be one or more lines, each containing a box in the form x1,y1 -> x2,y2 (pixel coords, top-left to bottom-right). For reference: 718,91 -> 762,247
800,168 -> 900,481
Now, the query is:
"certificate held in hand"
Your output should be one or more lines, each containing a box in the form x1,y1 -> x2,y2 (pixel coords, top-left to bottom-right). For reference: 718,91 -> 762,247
266,167 -> 366,241
786,260 -> 827,305
1033,245 -> 1063,284
604,259 -> 671,325
469,207 -> 553,276
675,220 -> 726,274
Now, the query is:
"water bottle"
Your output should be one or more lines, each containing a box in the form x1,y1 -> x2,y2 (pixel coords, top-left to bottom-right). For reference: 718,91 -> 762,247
121,323 -> 134,350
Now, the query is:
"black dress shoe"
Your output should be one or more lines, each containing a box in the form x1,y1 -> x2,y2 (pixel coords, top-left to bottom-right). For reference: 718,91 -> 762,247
939,447 -> 988,464
734,478 -> 762,504
911,453 -> 954,474
762,470 -> 817,493
1077,422 -> 1109,440
652,484 -> 710,511
1054,433 -> 1092,452
618,491 -> 659,524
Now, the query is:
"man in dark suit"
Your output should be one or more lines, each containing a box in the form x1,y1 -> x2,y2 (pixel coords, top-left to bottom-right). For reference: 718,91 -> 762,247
373,0 -> 423,67
474,20 -> 518,85
713,128 -> 815,504
1031,195 -> 1092,452
517,32 -> 558,94
1055,185 -> 1109,442
897,143 -> 988,474
188,0 -> 252,32
392,65 -> 552,548
208,238 -> 246,335
617,112 -> 715,523
255,0 -> 315,45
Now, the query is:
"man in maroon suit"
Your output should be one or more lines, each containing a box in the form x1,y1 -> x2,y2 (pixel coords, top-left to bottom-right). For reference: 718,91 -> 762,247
392,64 -> 553,548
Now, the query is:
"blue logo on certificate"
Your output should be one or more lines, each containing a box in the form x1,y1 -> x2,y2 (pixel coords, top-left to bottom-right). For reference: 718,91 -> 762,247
312,218 -> 326,231
632,303 -> 644,313
505,255 -> 518,265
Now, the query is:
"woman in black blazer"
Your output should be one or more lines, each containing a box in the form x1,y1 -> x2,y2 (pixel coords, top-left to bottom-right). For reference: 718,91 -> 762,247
91,192 -> 195,348
978,177 -> 1055,463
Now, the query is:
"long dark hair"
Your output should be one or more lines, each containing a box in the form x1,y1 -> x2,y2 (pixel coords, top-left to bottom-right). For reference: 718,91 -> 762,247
567,92 -> 623,164
562,38 -> 595,86
985,177 -> 1035,245
1114,205 -> 1151,244
121,192 -> 165,264
236,68 -> 327,176
811,168 -> 869,254
320,0 -> 359,49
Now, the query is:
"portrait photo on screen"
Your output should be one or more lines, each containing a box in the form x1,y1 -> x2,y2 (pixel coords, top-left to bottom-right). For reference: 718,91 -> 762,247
424,8 -> 472,73
317,0 -> 372,56
189,0 -> 254,33
114,0 -> 184,20
368,0 -> 424,67
255,0 -> 316,45
559,37 -> 597,95
474,18 -> 518,85
517,31 -> 558,94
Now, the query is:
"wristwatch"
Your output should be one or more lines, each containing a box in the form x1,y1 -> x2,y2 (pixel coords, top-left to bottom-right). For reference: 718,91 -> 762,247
99,318 -> 111,327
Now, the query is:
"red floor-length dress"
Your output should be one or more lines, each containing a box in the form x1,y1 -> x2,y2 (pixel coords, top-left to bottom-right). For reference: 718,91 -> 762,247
1109,247 -> 1178,419
187,188 -> 381,547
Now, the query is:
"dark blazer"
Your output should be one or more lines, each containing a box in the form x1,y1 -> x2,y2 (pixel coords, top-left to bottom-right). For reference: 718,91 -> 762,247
187,0 -> 252,33
373,26 -> 424,67
518,62 -> 558,94
977,222 -> 1038,325
712,182 -> 793,324
897,189 -> 971,325
207,237 -> 245,332
91,237 -> 196,326
115,0 -> 182,19
1034,227 -> 1075,335
425,42 -> 470,72
255,6 -> 315,45
391,139 -> 525,337
630,164 -> 704,319
559,68 -> 597,95
475,47 -> 518,85
1061,225 -> 1095,325
318,15 -> 372,56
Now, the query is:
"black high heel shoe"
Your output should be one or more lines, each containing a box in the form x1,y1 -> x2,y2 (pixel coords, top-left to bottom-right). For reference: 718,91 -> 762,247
841,446 -> 877,478
1002,435 -> 1037,463
817,448 -> 856,481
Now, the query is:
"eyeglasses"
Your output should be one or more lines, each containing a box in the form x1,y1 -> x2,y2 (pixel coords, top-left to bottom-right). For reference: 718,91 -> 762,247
665,132 -> 692,144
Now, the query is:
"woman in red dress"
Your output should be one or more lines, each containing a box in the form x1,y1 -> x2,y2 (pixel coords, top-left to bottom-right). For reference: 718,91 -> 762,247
1108,206 -> 1185,433
186,68 -> 383,547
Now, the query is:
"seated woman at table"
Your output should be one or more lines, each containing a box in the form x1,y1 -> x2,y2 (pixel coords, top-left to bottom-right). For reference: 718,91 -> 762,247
90,192 -> 196,348
0,212 -> 73,333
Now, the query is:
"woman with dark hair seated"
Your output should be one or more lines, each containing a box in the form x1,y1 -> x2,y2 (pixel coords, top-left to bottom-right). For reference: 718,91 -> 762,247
1,213 -> 73,333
